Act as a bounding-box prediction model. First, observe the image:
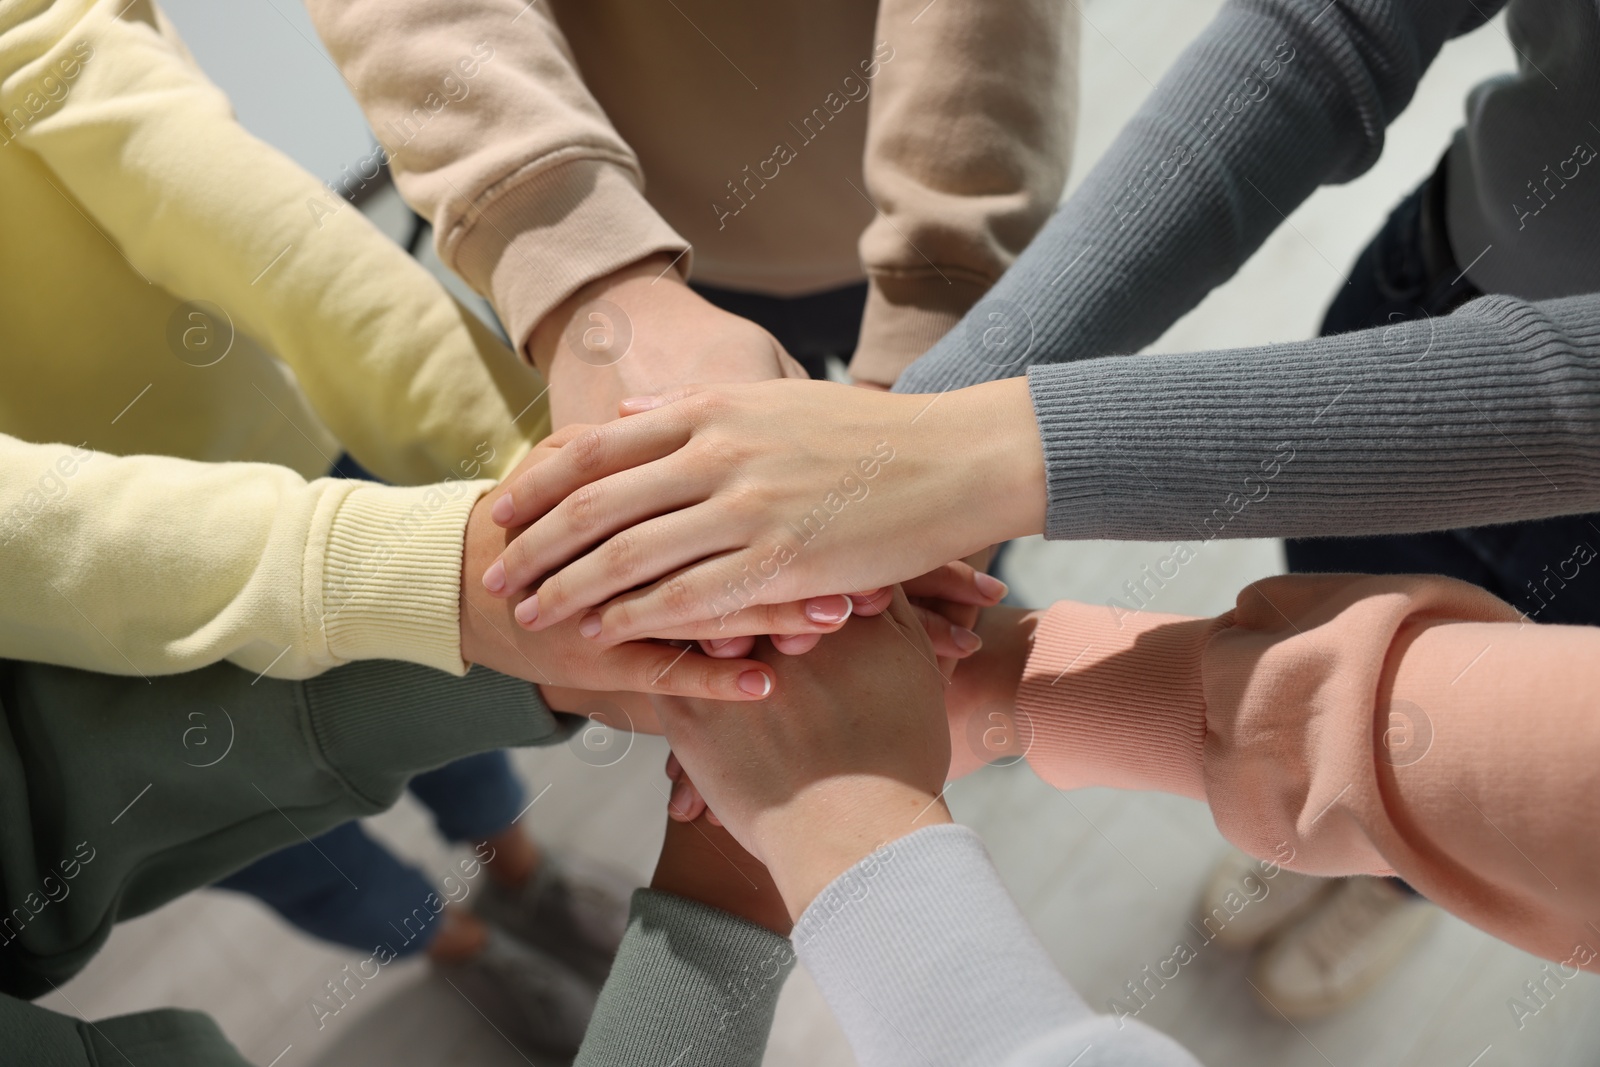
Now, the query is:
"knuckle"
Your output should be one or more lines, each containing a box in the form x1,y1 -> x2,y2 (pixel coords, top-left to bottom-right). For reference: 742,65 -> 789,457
563,482 -> 607,533
600,530 -> 641,583
658,575 -> 704,620
567,427 -> 610,474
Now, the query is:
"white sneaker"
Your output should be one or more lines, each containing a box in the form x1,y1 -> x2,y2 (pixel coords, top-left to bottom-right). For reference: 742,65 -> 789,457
1195,848 -> 1333,950
1252,876 -> 1437,1018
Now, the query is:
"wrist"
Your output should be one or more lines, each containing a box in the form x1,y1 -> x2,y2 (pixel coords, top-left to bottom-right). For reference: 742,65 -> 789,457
944,378 -> 1047,542
524,252 -> 683,377
459,490 -> 514,671
650,818 -> 792,935
756,777 -> 952,920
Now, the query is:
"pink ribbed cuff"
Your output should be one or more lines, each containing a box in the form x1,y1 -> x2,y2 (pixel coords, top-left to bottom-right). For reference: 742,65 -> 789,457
1017,601 -> 1216,801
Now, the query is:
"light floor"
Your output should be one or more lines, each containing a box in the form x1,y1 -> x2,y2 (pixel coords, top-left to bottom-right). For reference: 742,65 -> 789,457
38,2 -> 1600,1065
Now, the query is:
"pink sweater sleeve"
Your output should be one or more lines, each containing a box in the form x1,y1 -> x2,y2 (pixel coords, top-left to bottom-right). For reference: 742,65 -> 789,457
1016,573 -> 1600,971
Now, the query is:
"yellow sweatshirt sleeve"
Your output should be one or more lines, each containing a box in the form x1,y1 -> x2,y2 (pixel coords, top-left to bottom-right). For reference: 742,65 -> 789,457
0,434 -> 487,679
0,0 -> 548,486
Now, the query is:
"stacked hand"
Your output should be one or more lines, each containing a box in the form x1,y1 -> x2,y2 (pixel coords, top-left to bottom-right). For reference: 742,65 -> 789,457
477,377 -> 1043,650
651,589 -> 953,918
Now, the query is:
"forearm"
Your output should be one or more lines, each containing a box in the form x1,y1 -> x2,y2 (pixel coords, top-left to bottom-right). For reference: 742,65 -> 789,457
0,657 -> 559,997
10,2 -> 546,485
0,436 -> 485,678
793,825 -> 1201,1067
894,0 -> 1489,395
1027,293 -> 1600,541
850,0 -> 1078,385
306,0 -> 686,357
1018,572 -> 1600,970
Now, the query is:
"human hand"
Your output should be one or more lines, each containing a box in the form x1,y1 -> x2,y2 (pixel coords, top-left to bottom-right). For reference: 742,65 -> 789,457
945,606 -> 1043,779
652,761 -> 791,936
481,376 -> 1044,645
526,253 -> 806,430
460,441 -> 779,700
654,590 -> 953,918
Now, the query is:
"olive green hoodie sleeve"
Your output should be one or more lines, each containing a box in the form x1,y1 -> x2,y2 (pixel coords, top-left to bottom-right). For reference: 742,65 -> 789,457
0,657 -> 564,1000
0,994 -> 253,1067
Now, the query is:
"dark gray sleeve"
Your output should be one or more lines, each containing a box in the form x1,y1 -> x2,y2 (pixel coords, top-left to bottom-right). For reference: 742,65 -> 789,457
576,890 -> 794,1067
894,0 -> 1497,394
1027,293 -> 1600,540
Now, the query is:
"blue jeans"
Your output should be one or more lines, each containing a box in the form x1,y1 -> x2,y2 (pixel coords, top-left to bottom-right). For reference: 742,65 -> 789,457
215,451 -> 527,957
1285,156 -> 1600,626
215,750 -> 524,957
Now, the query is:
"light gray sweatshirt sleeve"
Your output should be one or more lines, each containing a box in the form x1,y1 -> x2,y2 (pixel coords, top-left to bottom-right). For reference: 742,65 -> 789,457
793,825 -> 1201,1067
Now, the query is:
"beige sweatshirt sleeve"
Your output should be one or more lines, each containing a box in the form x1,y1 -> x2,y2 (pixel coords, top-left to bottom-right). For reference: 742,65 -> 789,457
1015,574 -> 1600,971
4,0 -> 548,487
305,0 -> 689,357
0,435 -> 487,680
848,0 -> 1080,386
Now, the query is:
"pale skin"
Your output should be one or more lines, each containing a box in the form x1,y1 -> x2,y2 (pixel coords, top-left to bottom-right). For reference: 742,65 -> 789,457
480,376 -> 1046,647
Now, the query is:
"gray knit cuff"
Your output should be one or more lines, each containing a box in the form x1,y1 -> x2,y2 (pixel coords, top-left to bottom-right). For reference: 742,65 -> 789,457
576,890 -> 794,1067
301,662 -> 561,807
1027,293 -> 1600,542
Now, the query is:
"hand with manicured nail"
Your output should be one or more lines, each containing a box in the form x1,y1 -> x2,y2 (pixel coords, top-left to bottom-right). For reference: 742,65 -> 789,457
652,589 -> 953,919
479,377 -> 1043,646
460,445 -> 778,701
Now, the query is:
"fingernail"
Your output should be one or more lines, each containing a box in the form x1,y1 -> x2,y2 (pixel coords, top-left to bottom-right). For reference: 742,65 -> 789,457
804,595 -> 852,625
951,626 -> 983,653
974,573 -> 1009,601
707,638 -> 735,651
514,595 -> 539,626
579,612 -> 602,638
490,493 -> 515,525
737,670 -> 773,698
482,560 -> 506,594
669,778 -> 693,818
619,395 -> 664,414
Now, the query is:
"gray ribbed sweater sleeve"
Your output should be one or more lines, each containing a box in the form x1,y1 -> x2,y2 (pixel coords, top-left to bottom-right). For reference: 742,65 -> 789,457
1028,293 -> 1600,540
793,825 -> 1200,1067
576,890 -> 794,1067
894,0 -> 1495,395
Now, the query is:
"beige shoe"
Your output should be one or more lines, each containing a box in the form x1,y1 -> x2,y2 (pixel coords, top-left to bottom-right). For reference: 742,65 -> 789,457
1195,848 -> 1333,950
1252,876 -> 1437,1018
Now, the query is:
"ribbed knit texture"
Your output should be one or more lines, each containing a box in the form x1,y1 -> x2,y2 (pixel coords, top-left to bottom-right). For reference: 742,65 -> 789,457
794,825 -> 1201,1067
302,661 -> 559,808
1024,294 -> 1600,539
321,481 -> 491,675
576,891 -> 794,1067
887,0 -> 1600,540
1019,603 -> 1216,800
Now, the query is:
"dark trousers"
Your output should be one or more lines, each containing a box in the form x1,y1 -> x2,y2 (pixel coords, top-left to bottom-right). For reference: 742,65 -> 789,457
1286,158 -> 1600,626
692,281 -> 868,382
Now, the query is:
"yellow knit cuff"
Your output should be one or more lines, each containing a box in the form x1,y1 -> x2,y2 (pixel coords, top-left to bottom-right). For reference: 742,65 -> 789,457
320,481 -> 493,675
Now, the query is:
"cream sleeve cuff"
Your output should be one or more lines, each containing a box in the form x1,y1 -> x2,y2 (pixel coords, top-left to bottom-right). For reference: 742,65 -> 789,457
320,480 -> 494,675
